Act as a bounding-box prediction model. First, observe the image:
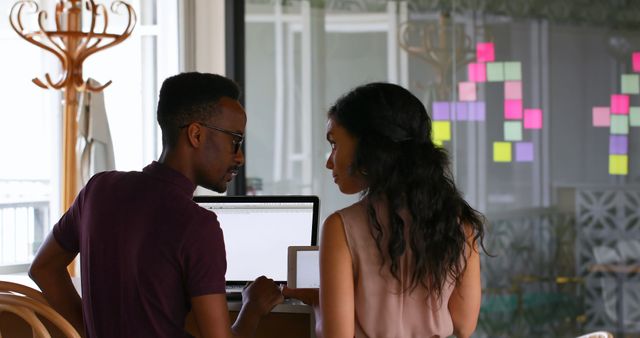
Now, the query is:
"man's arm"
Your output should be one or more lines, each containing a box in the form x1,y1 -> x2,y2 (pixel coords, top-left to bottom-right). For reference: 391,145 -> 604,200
191,276 -> 283,338
29,232 -> 85,337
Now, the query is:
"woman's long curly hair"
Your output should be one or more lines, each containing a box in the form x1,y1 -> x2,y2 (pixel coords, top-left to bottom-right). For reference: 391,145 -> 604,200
328,82 -> 485,299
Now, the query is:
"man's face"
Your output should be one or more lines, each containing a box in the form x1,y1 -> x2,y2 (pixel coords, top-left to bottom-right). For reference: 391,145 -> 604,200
195,97 -> 246,192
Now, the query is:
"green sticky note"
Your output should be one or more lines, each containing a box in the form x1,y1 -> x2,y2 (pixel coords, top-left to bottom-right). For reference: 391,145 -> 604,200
621,74 -> 640,94
504,62 -> 522,81
493,142 -> 512,162
630,107 -> 640,127
504,121 -> 523,141
432,121 -> 451,142
610,115 -> 629,134
609,155 -> 628,175
486,62 -> 504,82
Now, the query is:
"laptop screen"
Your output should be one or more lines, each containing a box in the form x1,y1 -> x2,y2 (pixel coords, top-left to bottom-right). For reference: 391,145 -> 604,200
194,195 -> 319,284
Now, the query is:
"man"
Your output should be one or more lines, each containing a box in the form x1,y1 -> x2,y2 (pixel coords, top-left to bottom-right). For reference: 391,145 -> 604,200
29,72 -> 283,337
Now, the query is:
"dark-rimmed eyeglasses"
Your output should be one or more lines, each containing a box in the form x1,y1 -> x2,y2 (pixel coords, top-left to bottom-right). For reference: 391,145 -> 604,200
180,122 -> 244,154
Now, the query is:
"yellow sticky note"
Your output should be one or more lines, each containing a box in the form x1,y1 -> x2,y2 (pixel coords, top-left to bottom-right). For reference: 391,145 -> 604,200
609,155 -> 628,175
432,121 -> 451,141
433,138 -> 444,147
493,142 -> 512,162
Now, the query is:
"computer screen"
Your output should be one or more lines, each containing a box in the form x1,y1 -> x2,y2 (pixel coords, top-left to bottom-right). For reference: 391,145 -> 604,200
194,196 -> 319,284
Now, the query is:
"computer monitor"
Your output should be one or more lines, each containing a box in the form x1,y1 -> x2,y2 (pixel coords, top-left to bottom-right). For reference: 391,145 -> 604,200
193,195 -> 319,285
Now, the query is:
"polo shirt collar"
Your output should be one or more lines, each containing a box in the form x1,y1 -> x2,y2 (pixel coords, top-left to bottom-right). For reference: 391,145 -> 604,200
143,161 -> 196,196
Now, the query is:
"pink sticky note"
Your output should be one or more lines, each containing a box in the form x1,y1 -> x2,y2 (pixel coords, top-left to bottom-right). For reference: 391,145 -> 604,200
504,81 -> 522,100
611,94 -> 630,114
634,52 -> 640,73
592,107 -> 611,127
476,42 -> 495,63
524,109 -> 542,129
504,99 -> 523,119
468,63 -> 486,82
459,82 -> 477,101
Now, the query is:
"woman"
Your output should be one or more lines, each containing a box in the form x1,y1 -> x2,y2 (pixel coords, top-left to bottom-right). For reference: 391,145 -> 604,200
285,82 -> 485,338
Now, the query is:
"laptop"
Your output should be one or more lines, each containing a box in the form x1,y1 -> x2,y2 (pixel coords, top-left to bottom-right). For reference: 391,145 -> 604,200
194,195 -> 319,299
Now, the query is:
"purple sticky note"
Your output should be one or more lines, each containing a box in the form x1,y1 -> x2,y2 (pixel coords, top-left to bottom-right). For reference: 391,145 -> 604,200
515,142 -> 534,162
468,63 -> 487,82
593,107 -> 611,127
611,94 -> 630,114
432,101 -> 450,120
504,81 -> 522,100
504,99 -> 523,119
609,135 -> 628,154
477,42 -> 495,63
454,102 -> 469,121
634,52 -> 640,73
524,109 -> 542,129
469,101 -> 486,121
459,82 -> 477,101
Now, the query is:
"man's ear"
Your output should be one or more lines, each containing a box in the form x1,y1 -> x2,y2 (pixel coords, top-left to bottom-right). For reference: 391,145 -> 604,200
186,123 -> 203,148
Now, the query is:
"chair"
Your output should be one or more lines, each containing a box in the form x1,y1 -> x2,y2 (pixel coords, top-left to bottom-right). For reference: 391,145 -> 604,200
0,281 -> 47,304
0,281 -> 81,338
575,331 -> 614,338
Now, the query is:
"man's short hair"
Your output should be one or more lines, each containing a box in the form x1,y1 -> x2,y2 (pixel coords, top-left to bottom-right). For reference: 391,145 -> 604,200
157,72 -> 241,146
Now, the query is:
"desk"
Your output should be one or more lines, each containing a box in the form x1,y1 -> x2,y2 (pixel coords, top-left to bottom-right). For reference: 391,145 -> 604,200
0,275 -> 316,338
185,301 -> 316,338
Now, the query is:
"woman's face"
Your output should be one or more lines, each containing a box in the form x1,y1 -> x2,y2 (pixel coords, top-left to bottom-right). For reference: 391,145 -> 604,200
325,118 -> 368,194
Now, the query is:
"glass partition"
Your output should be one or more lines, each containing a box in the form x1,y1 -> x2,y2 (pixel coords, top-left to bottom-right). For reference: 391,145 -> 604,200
245,1 -> 640,336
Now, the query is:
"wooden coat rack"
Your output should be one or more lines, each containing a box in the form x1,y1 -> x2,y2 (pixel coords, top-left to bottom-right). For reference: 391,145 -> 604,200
9,0 -> 136,213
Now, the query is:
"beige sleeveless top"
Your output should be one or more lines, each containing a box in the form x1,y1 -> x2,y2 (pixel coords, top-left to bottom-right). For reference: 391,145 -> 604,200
337,199 -> 455,338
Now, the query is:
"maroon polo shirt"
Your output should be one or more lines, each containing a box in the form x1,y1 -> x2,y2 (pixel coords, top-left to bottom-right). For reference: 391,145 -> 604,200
53,161 -> 226,338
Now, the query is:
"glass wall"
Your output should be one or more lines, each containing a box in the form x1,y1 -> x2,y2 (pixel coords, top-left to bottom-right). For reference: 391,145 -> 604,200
244,0 -> 640,336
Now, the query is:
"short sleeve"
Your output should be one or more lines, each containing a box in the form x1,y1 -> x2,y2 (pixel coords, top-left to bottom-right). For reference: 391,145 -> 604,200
183,213 -> 227,297
52,186 -> 87,254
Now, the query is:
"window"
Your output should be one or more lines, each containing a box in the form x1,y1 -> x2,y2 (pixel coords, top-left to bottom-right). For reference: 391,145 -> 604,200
0,0 -> 179,272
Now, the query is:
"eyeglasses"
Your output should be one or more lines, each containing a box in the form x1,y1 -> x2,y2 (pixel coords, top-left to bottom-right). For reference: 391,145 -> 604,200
180,122 -> 244,154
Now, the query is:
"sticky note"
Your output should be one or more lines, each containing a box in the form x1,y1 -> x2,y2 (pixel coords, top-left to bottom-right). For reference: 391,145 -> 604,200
609,155 -> 628,175
592,107 -> 610,127
504,81 -> 522,100
459,82 -> 477,101
621,74 -> 640,94
468,63 -> 487,82
633,52 -> 640,72
630,107 -> 640,126
493,142 -> 512,162
433,139 -> 444,146
476,42 -> 495,63
504,62 -> 522,81
524,109 -> 542,129
610,115 -> 629,134
609,135 -> 628,155
611,94 -> 630,114
504,121 -> 523,141
468,102 -> 486,121
486,62 -> 504,82
432,121 -> 451,141
504,99 -> 523,119
454,102 -> 468,121
432,102 -> 450,120
515,142 -> 534,162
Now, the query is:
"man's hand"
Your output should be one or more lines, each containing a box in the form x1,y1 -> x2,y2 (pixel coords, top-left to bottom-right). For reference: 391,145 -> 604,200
281,287 -> 319,308
241,276 -> 284,315
231,276 -> 284,337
